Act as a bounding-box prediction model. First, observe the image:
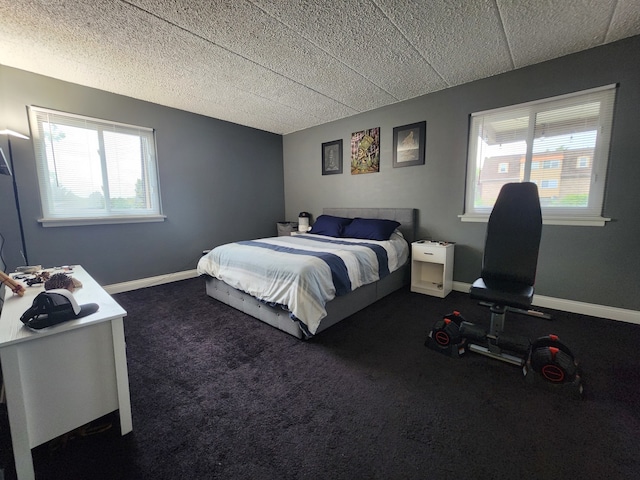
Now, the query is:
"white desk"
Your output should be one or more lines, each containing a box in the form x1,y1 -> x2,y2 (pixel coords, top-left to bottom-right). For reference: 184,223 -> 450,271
0,266 -> 132,480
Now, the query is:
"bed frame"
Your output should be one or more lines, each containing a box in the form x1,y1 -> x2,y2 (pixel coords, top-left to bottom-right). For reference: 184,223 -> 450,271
204,208 -> 417,339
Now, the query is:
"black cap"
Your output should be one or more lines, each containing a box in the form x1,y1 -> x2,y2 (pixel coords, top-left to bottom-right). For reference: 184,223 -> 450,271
20,289 -> 99,330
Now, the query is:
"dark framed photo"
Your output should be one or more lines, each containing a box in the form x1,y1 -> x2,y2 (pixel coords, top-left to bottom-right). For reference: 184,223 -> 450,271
322,139 -> 343,175
392,121 -> 426,168
0,147 -> 11,176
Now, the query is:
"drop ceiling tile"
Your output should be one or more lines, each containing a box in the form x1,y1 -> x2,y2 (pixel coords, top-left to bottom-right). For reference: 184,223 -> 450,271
131,0 -> 399,112
377,0 -> 514,86
252,0 -> 449,100
606,0 -> 640,42
1,0 -> 357,132
498,0 -> 617,67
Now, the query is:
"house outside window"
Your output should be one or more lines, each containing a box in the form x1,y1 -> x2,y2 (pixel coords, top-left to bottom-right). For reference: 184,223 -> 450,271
29,107 -> 164,227
462,84 -> 616,226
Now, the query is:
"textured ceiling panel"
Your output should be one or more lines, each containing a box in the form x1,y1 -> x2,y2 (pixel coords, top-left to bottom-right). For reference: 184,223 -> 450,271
498,0 -> 618,67
130,0 -> 398,112
1,0 -> 358,131
1,0 -> 639,134
607,0 -> 640,42
376,0 -> 514,86
250,0 -> 450,99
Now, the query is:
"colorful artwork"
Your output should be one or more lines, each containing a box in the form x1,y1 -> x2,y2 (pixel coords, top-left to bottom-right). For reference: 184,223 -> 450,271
351,128 -> 380,175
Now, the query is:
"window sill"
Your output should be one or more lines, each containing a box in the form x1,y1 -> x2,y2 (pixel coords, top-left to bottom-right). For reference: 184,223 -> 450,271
459,214 -> 611,227
38,215 -> 167,228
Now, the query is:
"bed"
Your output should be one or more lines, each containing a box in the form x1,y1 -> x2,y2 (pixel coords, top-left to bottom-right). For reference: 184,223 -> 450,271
196,208 -> 417,339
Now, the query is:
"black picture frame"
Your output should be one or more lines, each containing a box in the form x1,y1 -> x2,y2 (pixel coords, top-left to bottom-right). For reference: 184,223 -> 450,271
0,147 -> 11,176
322,139 -> 343,175
392,121 -> 426,168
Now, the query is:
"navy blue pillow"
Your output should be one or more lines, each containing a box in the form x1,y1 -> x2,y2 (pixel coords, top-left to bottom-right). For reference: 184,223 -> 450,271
308,215 -> 353,237
342,218 -> 401,241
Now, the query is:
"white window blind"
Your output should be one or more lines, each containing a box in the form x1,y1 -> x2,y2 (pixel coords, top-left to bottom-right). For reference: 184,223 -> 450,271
29,107 -> 163,226
463,85 -> 616,226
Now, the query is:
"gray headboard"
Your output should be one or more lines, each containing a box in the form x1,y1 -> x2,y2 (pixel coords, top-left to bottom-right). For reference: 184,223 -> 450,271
323,208 -> 417,244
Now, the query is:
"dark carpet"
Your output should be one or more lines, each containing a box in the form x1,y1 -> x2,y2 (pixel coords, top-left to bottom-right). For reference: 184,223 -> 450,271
2,276 -> 640,479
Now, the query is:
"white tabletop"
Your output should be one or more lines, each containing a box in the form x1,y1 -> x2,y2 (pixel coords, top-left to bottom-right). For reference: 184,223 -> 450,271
0,266 -> 127,347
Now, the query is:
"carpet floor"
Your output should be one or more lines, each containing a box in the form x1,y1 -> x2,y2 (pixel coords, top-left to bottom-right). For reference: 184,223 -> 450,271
1,276 -> 639,479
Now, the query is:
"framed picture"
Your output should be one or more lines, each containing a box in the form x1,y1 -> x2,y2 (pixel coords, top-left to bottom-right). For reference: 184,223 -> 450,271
322,139 -> 343,175
351,127 -> 380,175
0,147 -> 11,176
392,121 -> 426,168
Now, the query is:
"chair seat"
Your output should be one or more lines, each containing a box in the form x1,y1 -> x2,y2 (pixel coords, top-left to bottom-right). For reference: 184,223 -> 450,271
469,278 -> 534,310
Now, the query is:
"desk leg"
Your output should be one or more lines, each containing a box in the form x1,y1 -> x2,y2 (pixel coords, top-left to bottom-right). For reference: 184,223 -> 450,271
1,346 -> 36,480
111,318 -> 133,435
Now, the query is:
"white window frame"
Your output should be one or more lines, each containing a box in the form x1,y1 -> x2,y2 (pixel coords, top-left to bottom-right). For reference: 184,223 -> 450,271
28,107 -> 165,227
461,85 -> 616,226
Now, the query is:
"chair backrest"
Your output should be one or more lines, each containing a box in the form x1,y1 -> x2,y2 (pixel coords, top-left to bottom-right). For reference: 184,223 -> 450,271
481,182 -> 542,286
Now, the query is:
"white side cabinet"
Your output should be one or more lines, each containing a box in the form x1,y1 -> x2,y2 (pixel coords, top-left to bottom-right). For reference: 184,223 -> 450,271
411,241 -> 454,298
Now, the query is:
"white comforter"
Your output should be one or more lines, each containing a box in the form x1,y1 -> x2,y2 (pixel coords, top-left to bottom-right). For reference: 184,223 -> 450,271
196,232 -> 409,335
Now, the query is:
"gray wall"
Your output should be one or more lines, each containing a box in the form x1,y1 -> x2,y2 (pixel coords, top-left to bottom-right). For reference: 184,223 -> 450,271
283,35 -> 640,311
0,66 -> 284,285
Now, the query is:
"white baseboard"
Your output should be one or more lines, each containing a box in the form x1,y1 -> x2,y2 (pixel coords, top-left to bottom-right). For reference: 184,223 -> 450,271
104,273 -> 639,325
453,281 -> 640,325
104,269 -> 199,295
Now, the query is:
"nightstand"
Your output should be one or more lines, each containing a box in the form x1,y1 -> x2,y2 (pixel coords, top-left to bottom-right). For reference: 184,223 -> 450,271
411,241 -> 454,298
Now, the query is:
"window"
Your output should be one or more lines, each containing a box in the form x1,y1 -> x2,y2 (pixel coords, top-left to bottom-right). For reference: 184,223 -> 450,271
29,107 -> 163,226
542,160 -> 560,169
463,84 -> 616,226
577,156 -> 590,168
